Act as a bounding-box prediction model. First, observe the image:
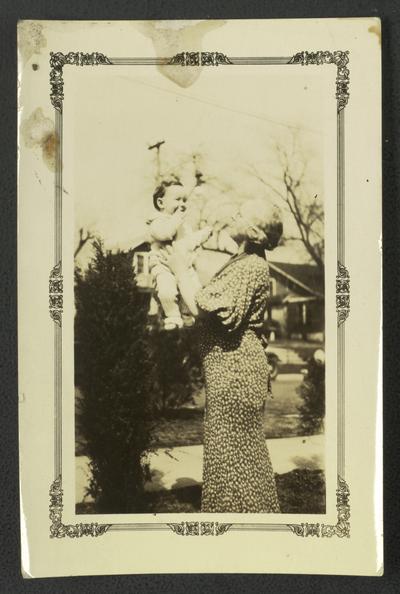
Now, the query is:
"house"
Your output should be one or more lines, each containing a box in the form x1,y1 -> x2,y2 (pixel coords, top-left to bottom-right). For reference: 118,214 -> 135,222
131,237 -> 162,320
131,236 -> 152,290
267,262 -> 324,342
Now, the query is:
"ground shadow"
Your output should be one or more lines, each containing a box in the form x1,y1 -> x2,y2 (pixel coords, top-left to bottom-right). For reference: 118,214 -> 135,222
76,468 -> 325,514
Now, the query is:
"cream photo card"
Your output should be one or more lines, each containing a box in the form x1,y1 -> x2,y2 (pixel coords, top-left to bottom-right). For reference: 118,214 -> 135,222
18,18 -> 382,576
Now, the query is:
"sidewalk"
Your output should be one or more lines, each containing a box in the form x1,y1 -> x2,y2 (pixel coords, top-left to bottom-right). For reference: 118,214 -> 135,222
76,434 -> 324,503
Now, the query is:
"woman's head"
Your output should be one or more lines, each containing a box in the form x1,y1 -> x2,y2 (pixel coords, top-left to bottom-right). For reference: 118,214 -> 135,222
228,198 -> 283,251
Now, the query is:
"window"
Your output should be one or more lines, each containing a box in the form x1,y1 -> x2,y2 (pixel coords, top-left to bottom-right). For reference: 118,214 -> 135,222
135,254 -> 144,274
133,252 -> 149,275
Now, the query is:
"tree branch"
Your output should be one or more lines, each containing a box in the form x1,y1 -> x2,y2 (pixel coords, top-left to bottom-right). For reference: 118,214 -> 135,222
74,228 -> 94,258
245,133 -> 324,271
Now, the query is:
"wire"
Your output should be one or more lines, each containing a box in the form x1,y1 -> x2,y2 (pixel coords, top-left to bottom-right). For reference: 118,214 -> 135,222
126,75 -> 323,136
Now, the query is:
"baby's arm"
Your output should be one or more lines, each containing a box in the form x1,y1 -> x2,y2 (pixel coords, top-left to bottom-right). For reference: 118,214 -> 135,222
149,211 -> 185,242
177,226 -> 212,252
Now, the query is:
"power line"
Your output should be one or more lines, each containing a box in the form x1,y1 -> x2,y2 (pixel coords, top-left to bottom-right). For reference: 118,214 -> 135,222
129,75 -> 322,136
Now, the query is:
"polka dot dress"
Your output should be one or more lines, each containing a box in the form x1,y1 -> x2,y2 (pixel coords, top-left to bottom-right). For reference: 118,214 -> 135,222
196,253 -> 281,513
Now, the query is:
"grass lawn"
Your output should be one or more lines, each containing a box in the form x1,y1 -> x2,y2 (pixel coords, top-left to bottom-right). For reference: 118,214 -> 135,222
150,378 -> 304,448
76,377 -> 306,454
144,469 -> 325,514
76,468 -> 325,514
75,378 -> 326,515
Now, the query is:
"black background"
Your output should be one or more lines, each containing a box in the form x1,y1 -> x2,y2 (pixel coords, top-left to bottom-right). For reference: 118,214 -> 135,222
1,1 -> 399,592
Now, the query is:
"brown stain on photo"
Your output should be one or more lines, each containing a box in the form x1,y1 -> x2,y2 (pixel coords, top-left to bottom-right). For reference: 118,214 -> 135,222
18,21 -> 47,65
20,107 -> 59,172
368,22 -> 381,46
136,20 -> 226,88
41,131 -> 59,171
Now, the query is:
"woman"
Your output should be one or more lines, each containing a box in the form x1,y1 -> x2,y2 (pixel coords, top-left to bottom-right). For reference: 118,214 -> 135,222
165,199 -> 283,513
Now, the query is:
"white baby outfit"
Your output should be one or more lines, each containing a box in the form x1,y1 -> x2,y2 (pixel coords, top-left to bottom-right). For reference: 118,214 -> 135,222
147,211 -> 209,329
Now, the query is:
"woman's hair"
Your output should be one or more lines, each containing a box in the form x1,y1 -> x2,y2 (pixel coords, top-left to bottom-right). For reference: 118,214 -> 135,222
152,175 -> 183,210
234,199 -> 283,251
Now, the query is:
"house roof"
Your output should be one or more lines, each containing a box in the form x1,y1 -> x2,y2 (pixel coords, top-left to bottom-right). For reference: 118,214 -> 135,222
269,261 -> 324,298
131,235 -> 150,252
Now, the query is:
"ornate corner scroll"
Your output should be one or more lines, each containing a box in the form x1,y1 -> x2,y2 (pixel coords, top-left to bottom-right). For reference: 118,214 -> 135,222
288,476 -> 350,538
336,261 -> 350,326
167,521 -> 232,536
168,52 -> 233,66
49,261 -> 63,326
50,476 -> 111,538
289,51 -> 349,112
50,52 -> 112,112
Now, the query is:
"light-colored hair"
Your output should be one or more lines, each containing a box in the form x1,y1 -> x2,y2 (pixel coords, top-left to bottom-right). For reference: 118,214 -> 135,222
231,198 -> 283,250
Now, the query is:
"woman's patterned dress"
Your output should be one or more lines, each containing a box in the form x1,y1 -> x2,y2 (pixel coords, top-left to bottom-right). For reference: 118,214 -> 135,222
196,253 -> 280,513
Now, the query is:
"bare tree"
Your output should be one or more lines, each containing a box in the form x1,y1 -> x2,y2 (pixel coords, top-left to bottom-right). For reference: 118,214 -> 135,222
74,228 -> 94,258
246,133 -> 324,271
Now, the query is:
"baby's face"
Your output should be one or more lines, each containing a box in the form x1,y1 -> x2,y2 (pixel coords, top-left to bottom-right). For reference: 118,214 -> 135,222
158,185 -> 187,215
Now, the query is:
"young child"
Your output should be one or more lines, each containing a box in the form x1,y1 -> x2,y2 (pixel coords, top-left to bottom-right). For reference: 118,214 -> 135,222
147,177 -> 211,330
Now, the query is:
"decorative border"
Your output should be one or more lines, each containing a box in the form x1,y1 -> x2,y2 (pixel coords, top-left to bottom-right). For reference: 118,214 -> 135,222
50,476 -> 111,538
336,262 -> 350,326
49,261 -> 63,326
167,521 -> 232,536
288,476 -> 350,537
289,51 -> 350,112
48,50 -> 350,538
50,52 -> 112,112
168,51 -> 233,66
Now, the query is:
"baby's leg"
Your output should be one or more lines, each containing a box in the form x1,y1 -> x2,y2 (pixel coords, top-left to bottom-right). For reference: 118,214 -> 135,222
155,270 -> 183,329
186,266 -> 202,292
177,266 -> 202,328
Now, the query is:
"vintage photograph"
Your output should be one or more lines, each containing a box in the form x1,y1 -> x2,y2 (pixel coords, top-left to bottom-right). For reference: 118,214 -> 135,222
17,17 -> 383,578
71,64 -> 326,515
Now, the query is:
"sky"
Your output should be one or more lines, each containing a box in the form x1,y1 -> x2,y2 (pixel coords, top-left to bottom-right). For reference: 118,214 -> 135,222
63,64 -> 325,267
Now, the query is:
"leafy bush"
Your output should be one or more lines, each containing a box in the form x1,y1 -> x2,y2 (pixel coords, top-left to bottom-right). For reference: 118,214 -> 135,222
297,357 -> 325,435
149,326 -> 203,412
75,240 -> 204,511
75,241 -> 154,512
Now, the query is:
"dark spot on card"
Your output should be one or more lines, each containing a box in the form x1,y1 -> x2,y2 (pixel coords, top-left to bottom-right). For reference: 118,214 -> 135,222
32,63 -> 39,71
136,20 -> 226,88
42,132 -> 59,171
368,23 -> 381,46
18,21 -> 47,64
20,107 -> 58,172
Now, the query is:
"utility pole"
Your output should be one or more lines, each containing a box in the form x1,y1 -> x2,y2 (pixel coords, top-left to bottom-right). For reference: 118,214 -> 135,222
148,140 -> 165,183
192,153 -> 205,187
